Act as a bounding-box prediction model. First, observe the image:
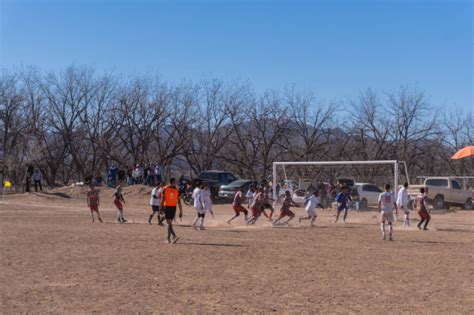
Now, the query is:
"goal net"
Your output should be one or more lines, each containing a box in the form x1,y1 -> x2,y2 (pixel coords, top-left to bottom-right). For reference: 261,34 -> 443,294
272,160 -> 410,209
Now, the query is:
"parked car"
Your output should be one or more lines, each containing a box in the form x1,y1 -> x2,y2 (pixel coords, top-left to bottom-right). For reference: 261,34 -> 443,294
354,183 -> 383,209
292,185 -> 359,208
292,188 -> 307,205
218,180 -> 258,199
198,171 -> 238,197
408,177 -> 473,210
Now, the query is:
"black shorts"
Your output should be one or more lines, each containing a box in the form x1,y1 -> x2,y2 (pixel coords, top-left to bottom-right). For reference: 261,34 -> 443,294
263,203 -> 273,210
164,206 -> 177,220
198,213 -> 205,218
151,205 -> 161,213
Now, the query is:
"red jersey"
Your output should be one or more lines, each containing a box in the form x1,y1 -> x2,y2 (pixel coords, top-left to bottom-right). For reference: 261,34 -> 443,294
233,191 -> 243,207
87,190 -> 100,206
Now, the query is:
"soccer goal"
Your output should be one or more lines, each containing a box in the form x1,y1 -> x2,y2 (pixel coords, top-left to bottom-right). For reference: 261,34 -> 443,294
272,160 -> 410,206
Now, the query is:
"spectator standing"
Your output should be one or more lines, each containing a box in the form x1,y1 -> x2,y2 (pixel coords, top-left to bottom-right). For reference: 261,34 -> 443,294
127,167 -> 134,185
32,168 -> 43,192
108,165 -> 118,187
154,164 -> 162,184
25,164 -> 34,192
145,164 -> 154,186
117,169 -> 126,185
138,165 -> 144,184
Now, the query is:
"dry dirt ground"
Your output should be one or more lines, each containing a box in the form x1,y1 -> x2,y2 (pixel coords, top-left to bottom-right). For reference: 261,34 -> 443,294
1,185 -> 473,314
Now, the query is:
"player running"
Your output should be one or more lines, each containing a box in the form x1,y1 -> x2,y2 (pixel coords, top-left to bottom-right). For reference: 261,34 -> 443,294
227,187 -> 249,225
415,187 -> 431,230
378,184 -> 398,241
299,190 -> 324,226
113,185 -> 127,223
161,178 -> 183,243
247,187 -> 265,225
246,185 -> 256,209
148,182 -> 165,225
397,182 -> 410,227
261,184 -> 275,220
86,184 -> 103,223
273,190 -> 298,226
335,186 -> 352,223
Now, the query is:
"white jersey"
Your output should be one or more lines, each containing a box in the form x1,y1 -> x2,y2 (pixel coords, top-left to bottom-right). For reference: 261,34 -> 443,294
246,190 -> 255,208
194,190 -> 205,214
202,189 -> 212,212
150,187 -> 162,206
378,192 -> 395,213
192,188 -> 201,208
304,195 -> 320,216
397,187 -> 409,207
305,195 -> 320,212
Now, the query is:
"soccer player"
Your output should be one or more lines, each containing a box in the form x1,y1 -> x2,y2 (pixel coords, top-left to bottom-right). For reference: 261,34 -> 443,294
299,190 -> 324,226
246,185 -> 256,209
397,182 -> 410,227
261,184 -> 275,220
227,187 -> 249,224
148,182 -> 165,225
247,187 -> 264,225
191,183 -> 206,230
161,178 -> 183,243
334,186 -> 351,223
114,185 -> 127,223
202,183 -> 214,219
273,191 -> 298,226
86,184 -> 103,223
415,187 -> 431,230
378,184 -> 398,241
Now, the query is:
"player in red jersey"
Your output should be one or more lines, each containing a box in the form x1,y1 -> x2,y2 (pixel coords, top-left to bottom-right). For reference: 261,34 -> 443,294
227,187 -> 249,225
86,184 -> 103,223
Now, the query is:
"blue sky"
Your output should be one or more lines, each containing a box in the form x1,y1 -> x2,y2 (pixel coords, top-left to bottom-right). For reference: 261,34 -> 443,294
1,0 -> 472,111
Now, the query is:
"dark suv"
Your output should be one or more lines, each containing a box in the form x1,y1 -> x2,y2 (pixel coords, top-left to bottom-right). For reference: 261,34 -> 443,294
198,171 -> 238,196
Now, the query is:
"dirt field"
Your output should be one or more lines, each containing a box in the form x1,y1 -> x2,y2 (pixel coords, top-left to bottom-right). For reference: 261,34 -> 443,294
1,186 -> 473,314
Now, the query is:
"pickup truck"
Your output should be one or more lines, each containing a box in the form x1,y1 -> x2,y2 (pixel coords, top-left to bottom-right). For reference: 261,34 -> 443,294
407,177 -> 473,210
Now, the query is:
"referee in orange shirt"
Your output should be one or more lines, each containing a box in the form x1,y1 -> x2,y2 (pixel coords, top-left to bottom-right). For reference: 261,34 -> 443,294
161,178 -> 183,243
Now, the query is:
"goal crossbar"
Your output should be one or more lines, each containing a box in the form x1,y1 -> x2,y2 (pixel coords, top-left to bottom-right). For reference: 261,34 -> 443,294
272,160 -> 401,201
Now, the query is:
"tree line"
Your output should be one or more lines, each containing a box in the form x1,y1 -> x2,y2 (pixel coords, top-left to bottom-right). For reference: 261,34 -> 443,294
1,65 -> 472,190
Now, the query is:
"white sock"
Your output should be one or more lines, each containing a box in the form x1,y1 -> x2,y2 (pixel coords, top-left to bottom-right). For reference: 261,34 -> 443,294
381,223 -> 386,237
200,218 -> 204,228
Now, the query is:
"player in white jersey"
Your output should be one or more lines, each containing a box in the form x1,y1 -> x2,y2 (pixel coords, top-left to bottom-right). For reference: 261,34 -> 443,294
397,182 -> 410,227
191,183 -> 207,230
148,182 -> 165,225
202,184 -> 214,219
246,185 -> 256,209
378,184 -> 398,241
299,190 -> 324,226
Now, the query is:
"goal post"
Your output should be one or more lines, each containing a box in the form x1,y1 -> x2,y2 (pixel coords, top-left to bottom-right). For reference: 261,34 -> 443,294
272,160 -> 409,202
